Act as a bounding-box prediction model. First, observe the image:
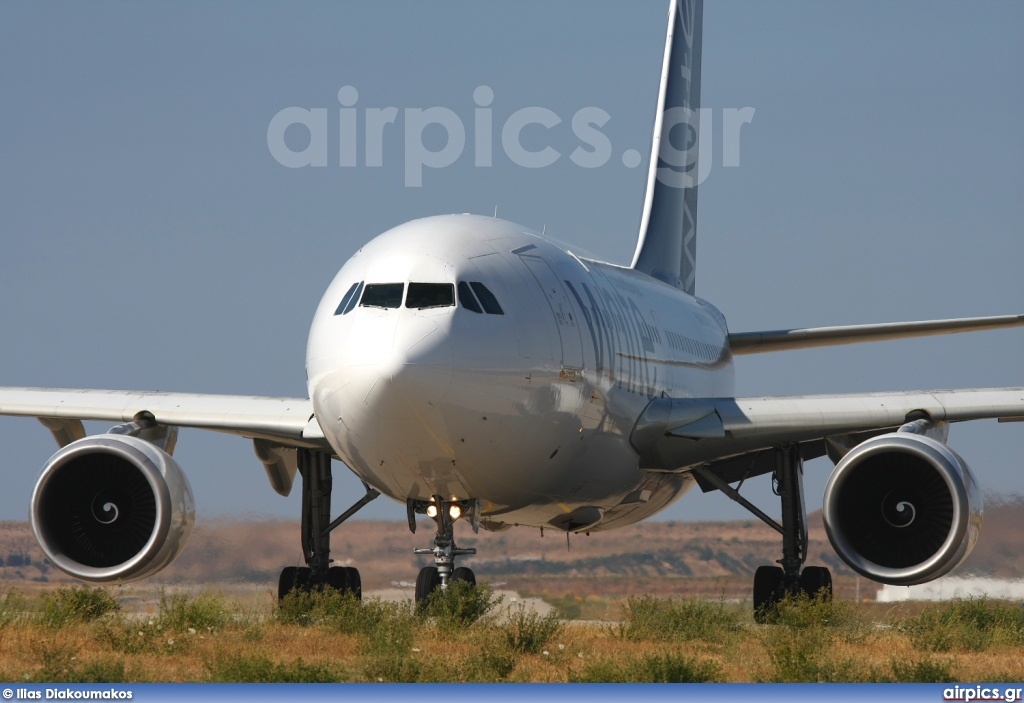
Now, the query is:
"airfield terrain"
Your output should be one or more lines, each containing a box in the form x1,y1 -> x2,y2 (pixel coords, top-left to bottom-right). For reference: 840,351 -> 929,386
2,502 -> 1024,682
2,499 -> 1022,602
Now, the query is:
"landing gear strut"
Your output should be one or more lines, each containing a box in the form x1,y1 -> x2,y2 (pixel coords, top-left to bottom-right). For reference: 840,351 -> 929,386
410,496 -> 477,604
278,449 -> 380,601
693,444 -> 832,623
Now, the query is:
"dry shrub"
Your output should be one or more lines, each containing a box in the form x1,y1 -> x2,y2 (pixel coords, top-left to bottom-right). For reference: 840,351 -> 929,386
503,605 -> 563,654
902,597 -> 1024,652
40,585 -> 119,628
616,595 -> 741,644
208,653 -> 341,682
571,651 -> 722,683
759,595 -> 863,682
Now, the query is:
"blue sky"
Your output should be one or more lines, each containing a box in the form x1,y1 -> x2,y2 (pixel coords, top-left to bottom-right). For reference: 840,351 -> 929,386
1,1 -> 1021,525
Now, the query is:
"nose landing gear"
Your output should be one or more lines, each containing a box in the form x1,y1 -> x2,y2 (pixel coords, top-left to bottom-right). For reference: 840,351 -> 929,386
410,496 -> 478,604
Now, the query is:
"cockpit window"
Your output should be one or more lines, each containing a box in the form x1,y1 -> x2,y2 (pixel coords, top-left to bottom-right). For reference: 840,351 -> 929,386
406,283 -> 455,309
360,283 -> 404,309
457,281 -> 482,313
343,282 -> 363,314
334,281 -> 361,316
470,282 -> 504,315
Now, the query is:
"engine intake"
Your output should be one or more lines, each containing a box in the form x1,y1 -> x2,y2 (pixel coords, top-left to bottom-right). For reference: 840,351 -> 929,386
30,434 -> 194,583
822,431 -> 981,585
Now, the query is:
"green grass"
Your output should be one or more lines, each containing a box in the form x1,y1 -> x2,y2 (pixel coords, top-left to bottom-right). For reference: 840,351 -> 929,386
758,594 -> 863,682
275,586 -> 423,677
418,579 -> 500,633
274,580 -> 508,680
519,591 -> 612,620
39,585 -> 120,628
29,641 -> 128,683
535,593 -> 584,620
276,586 -> 419,641
95,590 -> 232,655
616,594 -> 742,643
885,656 -> 957,683
503,605 -> 563,654
0,588 -> 28,627
902,597 -> 1024,652
276,586 -> 362,627
572,651 -> 723,683
754,594 -> 969,683
208,654 -> 342,682
10,585 -> 1024,682
158,589 -> 230,634
359,601 -> 417,656
759,626 -> 857,682
769,592 -> 865,638
360,650 -> 426,683
459,645 -> 519,681
95,616 -> 180,655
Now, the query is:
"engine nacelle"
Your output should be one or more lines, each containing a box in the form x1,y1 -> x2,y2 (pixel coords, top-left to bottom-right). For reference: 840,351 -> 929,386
30,434 -> 194,583
822,432 -> 982,585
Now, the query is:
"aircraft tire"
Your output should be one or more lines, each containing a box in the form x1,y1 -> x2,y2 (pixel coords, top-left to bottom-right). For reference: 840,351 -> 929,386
326,565 -> 360,598
451,566 -> 476,586
415,566 -> 441,605
278,565 -> 312,601
345,566 -> 362,600
799,566 -> 833,601
753,565 -> 785,624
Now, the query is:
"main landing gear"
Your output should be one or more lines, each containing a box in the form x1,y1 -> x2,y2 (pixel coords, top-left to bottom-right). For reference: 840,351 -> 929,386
693,444 -> 832,623
277,449 -> 380,601
409,496 -> 478,605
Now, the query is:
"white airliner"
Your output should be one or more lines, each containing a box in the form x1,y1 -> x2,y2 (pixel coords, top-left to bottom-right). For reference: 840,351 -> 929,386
1,0 -> 1022,619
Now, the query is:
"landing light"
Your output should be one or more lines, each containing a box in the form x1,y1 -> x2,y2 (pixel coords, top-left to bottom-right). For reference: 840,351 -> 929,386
426,505 -> 438,518
449,505 -> 462,520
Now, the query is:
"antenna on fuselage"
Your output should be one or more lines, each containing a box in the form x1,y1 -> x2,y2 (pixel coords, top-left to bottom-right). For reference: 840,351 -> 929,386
493,205 -> 498,218
542,224 -> 547,236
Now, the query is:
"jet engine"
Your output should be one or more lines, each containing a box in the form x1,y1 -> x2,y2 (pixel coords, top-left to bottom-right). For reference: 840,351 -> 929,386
30,434 -> 194,583
822,431 -> 982,586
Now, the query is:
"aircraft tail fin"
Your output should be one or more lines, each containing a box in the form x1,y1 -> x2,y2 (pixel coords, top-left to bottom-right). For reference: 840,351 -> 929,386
630,0 -> 704,295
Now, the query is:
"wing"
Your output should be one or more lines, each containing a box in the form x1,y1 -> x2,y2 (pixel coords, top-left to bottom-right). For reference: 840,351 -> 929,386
0,387 -> 332,496
729,314 -> 1024,355
631,387 -> 1024,485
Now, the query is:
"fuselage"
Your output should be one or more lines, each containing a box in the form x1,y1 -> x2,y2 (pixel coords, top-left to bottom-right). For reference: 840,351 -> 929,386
306,214 -> 735,531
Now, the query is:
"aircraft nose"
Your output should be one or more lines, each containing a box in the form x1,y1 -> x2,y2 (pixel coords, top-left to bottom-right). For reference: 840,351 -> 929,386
346,314 -> 454,421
